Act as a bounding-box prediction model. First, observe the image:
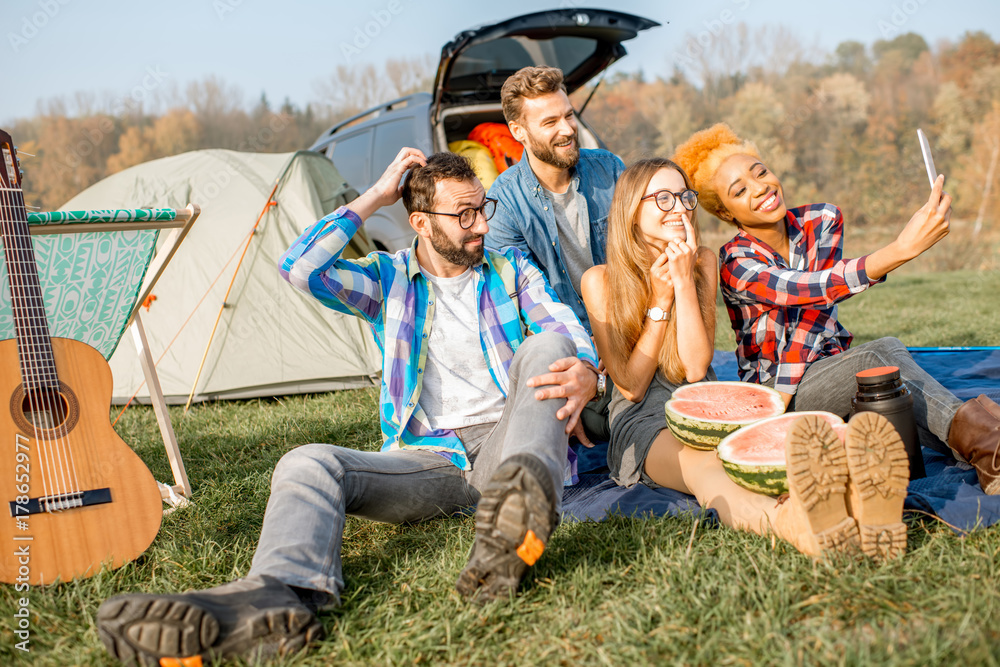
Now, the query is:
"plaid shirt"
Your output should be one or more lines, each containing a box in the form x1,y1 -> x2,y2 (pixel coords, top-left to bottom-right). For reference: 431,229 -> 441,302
719,203 -> 883,395
279,206 -> 597,473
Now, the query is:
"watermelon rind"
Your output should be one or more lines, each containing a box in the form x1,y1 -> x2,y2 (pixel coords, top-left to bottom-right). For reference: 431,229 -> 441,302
664,381 -> 785,451
716,411 -> 845,496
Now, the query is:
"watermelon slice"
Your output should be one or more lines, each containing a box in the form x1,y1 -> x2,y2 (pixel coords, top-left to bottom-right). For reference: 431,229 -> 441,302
716,411 -> 845,496
664,381 -> 785,450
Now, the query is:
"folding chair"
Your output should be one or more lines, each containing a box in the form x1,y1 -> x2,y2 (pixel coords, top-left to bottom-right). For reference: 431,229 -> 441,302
0,205 -> 200,502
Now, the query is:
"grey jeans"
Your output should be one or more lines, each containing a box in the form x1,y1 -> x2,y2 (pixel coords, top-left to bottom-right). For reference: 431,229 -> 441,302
790,337 -> 963,456
247,331 -> 576,601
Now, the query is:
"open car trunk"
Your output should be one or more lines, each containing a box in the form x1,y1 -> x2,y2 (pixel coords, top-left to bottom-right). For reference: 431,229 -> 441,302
432,8 -> 659,122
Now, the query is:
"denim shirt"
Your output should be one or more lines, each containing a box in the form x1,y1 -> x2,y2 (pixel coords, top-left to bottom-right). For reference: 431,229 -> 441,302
485,148 -> 625,334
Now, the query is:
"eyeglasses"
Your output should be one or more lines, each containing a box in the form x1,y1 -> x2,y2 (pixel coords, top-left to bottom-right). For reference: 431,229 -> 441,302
422,198 -> 497,230
640,188 -> 699,212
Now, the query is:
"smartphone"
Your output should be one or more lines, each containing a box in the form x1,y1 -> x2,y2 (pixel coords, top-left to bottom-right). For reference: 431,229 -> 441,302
917,128 -> 938,188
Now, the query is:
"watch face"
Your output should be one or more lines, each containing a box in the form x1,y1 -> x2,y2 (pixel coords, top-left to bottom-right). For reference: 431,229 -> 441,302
648,307 -> 667,321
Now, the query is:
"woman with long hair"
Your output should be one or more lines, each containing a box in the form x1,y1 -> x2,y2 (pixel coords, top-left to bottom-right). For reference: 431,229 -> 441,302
581,158 -> 894,558
671,123 -> 1000,511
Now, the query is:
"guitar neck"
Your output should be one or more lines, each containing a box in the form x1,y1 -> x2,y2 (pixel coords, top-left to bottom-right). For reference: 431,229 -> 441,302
0,184 -> 59,390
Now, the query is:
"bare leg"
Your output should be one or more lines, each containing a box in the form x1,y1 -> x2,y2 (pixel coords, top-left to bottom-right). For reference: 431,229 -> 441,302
643,429 -> 783,535
643,424 -> 862,558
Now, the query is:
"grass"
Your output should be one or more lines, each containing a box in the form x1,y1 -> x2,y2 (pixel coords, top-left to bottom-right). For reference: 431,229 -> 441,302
3,270 -> 1000,666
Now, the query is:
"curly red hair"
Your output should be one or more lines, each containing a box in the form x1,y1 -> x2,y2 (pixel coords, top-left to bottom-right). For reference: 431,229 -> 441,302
672,123 -> 760,225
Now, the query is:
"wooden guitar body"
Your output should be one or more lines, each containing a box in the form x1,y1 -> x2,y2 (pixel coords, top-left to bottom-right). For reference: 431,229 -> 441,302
0,337 -> 163,585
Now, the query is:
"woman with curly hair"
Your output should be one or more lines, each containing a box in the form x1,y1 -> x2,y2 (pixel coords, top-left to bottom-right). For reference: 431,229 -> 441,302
580,157 -> 893,558
672,123 -> 1000,503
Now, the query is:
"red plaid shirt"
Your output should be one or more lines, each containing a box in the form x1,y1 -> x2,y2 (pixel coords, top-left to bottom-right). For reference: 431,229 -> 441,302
720,203 -> 883,395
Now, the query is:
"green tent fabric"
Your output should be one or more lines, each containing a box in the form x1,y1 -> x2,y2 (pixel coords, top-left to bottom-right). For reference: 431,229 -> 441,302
59,149 -> 381,404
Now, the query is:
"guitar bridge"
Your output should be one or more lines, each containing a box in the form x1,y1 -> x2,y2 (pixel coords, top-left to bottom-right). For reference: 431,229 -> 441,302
8,488 -> 112,516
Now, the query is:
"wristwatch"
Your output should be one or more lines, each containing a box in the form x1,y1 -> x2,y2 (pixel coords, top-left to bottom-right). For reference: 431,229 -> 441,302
647,306 -> 670,322
590,372 -> 607,402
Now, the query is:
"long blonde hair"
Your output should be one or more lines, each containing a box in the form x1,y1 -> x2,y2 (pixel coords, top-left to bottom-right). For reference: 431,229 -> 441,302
605,158 -> 716,385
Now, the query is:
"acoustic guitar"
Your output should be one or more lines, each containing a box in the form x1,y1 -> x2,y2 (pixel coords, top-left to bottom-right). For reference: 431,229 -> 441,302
0,130 -> 162,585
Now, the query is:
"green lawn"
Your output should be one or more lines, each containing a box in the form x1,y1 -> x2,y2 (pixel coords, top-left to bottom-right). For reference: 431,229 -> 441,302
3,271 -> 1000,665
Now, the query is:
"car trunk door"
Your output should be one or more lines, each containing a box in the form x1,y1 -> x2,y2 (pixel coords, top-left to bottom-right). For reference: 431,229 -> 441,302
431,8 -> 659,121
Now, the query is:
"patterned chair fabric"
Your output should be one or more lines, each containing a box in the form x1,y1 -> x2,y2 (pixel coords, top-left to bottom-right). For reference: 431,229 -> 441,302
0,224 -> 159,360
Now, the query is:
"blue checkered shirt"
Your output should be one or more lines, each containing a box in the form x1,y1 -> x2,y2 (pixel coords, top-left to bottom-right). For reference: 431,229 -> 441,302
279,206 -> 597,473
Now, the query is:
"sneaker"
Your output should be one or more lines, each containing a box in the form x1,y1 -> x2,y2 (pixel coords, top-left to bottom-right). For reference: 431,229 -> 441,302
456,454 -> 559,603
844,411 -> 909,561
97,575 -> 324,666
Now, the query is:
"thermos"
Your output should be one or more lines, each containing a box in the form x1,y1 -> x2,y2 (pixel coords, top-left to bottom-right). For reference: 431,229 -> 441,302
851,366 -> 926,480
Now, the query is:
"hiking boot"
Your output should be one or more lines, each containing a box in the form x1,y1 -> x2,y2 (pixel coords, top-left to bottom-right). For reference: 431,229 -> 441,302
948,394 -> 1000,495
844,412 -> 909,562
97,575 -> 324,666
456,454 -> 559,603
780,414 -> 859,558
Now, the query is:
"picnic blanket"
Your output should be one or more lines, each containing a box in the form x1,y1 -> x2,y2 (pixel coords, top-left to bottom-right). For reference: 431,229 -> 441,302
561,347 -> 1000,534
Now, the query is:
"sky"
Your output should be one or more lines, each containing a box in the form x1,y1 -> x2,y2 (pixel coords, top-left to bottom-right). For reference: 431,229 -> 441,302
1,0 -> 997,124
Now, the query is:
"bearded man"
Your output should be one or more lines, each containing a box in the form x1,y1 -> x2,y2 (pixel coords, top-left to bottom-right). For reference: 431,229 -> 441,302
485,65 -> 625,441
96,148 -> 600,665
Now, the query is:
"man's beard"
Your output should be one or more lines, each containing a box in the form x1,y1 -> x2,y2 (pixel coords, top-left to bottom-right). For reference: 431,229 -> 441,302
526,130 -> 579,170
429,218 -> 484,267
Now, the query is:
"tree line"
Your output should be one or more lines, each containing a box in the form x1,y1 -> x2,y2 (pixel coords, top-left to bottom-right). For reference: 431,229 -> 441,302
7,29 -> 999,248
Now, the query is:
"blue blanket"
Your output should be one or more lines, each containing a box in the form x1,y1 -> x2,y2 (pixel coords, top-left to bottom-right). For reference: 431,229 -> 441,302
561,347 -> 1000,534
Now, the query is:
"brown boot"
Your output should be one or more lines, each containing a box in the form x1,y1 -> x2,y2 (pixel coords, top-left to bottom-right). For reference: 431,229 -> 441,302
778,415 -> 859,558
948,395 -> 1000,495
844,412 -> 909,562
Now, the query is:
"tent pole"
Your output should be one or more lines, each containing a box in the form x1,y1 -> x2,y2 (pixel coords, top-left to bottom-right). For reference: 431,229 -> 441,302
183,181 -> 281,412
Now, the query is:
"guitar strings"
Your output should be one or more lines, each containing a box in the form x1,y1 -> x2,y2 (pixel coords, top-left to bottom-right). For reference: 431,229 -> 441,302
3,183 -> 81,510
17,184 -> 84,509
1,184 -> 51,505
2,183 -> 60,507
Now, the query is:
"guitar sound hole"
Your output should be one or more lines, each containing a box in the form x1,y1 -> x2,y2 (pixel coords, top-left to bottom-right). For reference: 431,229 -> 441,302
22,389 -> 69,429
10,382 -> 80,436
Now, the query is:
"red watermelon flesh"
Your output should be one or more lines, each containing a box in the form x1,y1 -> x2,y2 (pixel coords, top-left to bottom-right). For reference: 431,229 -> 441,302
664,381 -> 786,450
718,411 -> 845,466
716,411 -> 846,496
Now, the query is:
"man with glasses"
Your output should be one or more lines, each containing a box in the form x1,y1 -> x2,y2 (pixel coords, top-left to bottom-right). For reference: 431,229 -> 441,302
97,149 -> 599,666
485,66 -> 626,443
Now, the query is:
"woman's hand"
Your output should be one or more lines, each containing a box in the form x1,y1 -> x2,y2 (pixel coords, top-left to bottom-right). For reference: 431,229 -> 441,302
665,216 -> 698,286
649,250 -> 675,311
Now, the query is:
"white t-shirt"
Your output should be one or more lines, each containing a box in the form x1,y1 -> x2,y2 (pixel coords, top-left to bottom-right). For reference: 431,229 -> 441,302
420,267 -> 505,430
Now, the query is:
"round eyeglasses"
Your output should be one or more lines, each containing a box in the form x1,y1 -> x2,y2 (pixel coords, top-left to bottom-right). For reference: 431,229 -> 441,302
422,198 -> 497,230
640,188 -> 699,212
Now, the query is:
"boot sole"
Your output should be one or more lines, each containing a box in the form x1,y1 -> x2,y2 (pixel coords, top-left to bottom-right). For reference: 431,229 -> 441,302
786,415 -> 860,555
98,594 -> 322,666
845,412 -> 909,561
456,454 -> 558,603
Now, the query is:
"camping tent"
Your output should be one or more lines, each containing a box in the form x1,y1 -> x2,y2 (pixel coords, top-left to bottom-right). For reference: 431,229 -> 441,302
61,149 -> 383,404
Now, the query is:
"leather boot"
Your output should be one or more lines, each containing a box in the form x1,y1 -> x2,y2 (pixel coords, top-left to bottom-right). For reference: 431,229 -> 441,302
777,415 -> 859,558
948,394 -> 1000,495
844,412 -> 909,562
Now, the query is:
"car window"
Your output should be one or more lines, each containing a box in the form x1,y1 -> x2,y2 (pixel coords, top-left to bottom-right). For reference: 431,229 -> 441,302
330,131 -> 372,190
372,119 -> 414,176
450,36 -> 598,82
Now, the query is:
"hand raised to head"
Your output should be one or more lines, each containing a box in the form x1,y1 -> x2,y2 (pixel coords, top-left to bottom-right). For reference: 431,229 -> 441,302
368,147 -> 427,208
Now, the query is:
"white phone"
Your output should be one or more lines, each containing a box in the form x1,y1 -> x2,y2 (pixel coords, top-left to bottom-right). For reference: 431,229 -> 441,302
917,128 -> 938,188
